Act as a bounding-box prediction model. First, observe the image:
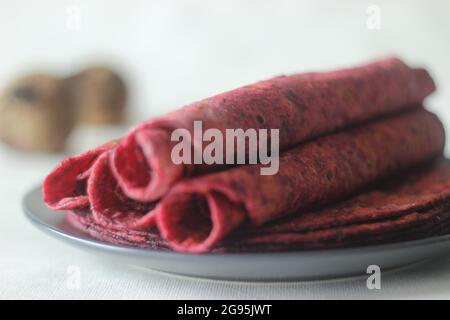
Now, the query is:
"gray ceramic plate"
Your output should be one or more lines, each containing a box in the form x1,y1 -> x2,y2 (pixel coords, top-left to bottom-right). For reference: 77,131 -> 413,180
23,185 -> 450,281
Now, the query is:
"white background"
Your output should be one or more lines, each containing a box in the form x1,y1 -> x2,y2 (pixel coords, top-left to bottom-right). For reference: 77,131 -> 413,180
1,0 -> 450,299
1,0 -> 449,142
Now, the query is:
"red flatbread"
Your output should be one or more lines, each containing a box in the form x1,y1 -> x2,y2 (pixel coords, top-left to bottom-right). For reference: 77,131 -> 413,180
87,150 -> 158,230
66,159 -> 450,253
157,109 -> 445,252
43,58 -> 446,254
43,140 -> 117,210
110,58 -> 435,201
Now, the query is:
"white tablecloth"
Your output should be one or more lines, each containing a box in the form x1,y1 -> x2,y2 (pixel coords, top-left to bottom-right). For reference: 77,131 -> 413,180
2,126 -> 450,300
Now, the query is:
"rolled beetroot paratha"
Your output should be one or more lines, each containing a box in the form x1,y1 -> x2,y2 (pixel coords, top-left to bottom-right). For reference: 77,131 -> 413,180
43,58 -> 446,254
65,159 -> 450,253
224,159 -> 450,251
43,140 -> 158,230
43,140 -> 117,210
87,150 -> 158,230
157,108 -> 445,252
111,58 -> 435,201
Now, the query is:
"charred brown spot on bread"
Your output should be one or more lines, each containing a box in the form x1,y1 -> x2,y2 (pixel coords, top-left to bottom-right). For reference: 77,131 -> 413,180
256,114 -> 265,125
